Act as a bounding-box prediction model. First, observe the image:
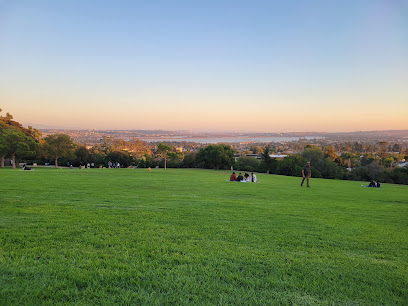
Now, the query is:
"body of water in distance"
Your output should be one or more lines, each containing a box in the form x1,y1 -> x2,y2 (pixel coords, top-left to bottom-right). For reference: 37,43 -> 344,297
142,136 -> 324,143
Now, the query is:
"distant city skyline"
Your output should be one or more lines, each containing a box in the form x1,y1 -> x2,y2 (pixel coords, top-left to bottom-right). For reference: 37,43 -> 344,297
1,0 -> 407,133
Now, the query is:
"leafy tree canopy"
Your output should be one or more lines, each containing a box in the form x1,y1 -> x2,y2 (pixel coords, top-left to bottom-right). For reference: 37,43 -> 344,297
42,134 -> 75,168
195,144 -> 235,170
0,126 -> 38,168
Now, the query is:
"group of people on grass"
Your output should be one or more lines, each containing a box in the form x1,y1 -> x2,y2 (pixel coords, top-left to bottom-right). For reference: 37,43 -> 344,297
229,161 -> 381,188
362,180 -> 381,188
107,161 -> 120,168
20,159 -> 381,188
230,172 -> 257,183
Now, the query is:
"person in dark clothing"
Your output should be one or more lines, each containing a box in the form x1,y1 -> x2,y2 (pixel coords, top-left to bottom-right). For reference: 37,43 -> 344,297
301,162 -> 311,187
236,173 -> 244,181
23,164 -> 32,171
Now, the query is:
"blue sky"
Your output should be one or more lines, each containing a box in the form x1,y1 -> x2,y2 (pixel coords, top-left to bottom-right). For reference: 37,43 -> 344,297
1,0 -> 407,132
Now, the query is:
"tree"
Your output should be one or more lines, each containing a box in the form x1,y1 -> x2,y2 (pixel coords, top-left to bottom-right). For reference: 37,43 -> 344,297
73,146 -> 92,166
128,139 -> 151,157
258,145 -> 280,174
278,154 -> 305,177
0,109 -> 42,167
302,146 -> 324,168
0,122 -> 8,167
0,109 -> 42,142
249,145 -> 263,154
195,144 -> 235,170
166,151 -> 183,168
107,150 -> 133,167
366,161 -> 385,181
323,145 -> 337,161
235,156 -> 259,172
360,154 -> 375,167
0,126 -> 38,168
320,158 -> 342,179
261,146 -> 272,172
42,134 -> 75,168
389,168 -> 408,185
156,142 -> 172,169
383,157 -> 394,169
378,141 -> 388,160
181,152 -> 197,168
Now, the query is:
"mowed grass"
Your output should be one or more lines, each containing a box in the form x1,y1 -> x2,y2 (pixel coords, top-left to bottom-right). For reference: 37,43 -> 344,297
0,168 -> 407,305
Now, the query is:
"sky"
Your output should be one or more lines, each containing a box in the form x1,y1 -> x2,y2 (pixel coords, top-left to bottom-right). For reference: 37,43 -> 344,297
0,0 -> 407,132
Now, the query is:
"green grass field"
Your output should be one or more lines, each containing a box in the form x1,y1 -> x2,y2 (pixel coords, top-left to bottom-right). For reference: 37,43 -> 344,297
0,168 -> 407,305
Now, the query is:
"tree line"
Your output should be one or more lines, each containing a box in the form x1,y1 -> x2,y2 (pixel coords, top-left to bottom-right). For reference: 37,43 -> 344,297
1,109 -> 407,185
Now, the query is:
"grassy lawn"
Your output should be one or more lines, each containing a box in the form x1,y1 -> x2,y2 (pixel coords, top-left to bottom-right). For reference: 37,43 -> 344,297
0,168 -> 407,305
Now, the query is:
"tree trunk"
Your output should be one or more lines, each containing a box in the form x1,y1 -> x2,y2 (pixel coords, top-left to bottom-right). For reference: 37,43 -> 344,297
164,156 -> 167,170
12,153 -> 16,169
55,157 -> 58,168
1,156 -> 4,168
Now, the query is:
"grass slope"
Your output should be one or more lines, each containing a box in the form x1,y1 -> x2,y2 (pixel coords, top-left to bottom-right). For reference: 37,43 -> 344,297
0,168 -> 407,305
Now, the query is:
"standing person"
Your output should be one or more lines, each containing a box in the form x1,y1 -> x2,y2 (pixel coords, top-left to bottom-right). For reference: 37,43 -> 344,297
230,172 -> 237,181
301,162 -> 311,187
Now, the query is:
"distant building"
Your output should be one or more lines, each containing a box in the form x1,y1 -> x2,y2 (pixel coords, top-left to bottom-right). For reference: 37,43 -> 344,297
397,161 -> 408,168
269,154 -> 288,159
234,153 -> 288,162
245,154 -> 259,158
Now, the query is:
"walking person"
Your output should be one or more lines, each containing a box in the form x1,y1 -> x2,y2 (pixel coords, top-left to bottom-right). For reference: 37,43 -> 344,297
301,162 -> 311,187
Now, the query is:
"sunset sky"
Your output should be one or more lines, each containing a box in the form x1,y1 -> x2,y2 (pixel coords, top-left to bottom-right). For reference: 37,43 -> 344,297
1,0 -> 407,132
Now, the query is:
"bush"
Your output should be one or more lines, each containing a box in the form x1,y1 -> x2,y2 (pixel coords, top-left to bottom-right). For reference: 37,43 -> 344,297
278,155 -> 305,177
389,168 -> 408,185
181,153 -> 197,168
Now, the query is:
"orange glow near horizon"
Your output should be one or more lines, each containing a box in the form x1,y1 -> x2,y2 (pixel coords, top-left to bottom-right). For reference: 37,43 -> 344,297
3,98 -> 406,133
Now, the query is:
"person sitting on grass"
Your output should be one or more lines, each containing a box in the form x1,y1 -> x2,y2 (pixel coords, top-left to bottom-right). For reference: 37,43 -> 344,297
230,172 -> 237,181
368,180 -> 381,188
236,173 -> 244,181
250,172 -> 257,183
22,164 -> 32,171
242,173 -> 250,182
361,180 -> 381,188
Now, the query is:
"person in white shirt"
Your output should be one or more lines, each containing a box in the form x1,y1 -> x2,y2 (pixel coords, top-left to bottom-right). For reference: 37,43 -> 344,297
250,172 -> 257,183
242,173 -> 250,182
